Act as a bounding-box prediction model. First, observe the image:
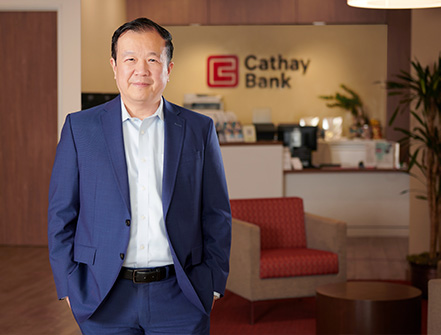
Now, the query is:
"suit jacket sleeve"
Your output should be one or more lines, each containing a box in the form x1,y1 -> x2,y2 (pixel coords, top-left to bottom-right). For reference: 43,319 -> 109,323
47,114 -> 79,299
201,121 -> 232,297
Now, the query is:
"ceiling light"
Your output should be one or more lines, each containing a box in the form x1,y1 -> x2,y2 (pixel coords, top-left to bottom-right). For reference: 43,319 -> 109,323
348,0 -> 441,9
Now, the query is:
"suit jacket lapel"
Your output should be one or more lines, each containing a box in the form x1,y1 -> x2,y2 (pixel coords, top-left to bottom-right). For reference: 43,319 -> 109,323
162,99 -> 185,220
100,96 -> 131,213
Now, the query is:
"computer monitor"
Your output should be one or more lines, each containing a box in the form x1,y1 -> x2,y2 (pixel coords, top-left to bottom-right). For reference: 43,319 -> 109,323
277,124 -> 318,167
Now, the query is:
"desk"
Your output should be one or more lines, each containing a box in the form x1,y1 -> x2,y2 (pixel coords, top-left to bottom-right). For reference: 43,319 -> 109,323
316,281 -> 421,334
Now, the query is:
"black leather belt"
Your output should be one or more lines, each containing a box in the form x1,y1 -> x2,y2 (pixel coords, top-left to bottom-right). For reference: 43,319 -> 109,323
120,265 -> 175,284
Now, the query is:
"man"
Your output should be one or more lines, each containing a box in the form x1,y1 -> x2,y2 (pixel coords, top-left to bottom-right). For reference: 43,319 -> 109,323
48,17 -> 231,334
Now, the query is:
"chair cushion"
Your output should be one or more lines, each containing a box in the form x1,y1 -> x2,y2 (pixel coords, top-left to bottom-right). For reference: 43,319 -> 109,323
260,248 -> 339,279
230,197 -> 306,249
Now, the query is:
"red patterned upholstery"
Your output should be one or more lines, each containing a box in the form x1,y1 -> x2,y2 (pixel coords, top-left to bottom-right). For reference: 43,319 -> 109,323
230,197 -> 306,249
260,248 -> 339,278
230,197 -> 339,279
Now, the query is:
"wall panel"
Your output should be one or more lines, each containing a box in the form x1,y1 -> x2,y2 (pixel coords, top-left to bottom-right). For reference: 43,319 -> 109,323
333,0 -> 387,23
386,10 -> 411,160
295,0 -> 338,24
208,0 -> 297,25
0,12 -> 57,245
296,0 -> 386,24
127,0 -> 389,26
126,0 -> 208,25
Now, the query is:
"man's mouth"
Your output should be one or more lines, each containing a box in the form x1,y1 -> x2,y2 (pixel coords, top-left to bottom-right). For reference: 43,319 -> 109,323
132,82 -> 151,87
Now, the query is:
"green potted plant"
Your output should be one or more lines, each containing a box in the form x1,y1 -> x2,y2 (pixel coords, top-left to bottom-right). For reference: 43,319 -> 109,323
319,84 -> 369,138
387,55 -> 441,297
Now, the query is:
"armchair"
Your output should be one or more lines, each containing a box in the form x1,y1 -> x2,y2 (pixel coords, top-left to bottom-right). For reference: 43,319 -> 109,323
227,197 -> 347,323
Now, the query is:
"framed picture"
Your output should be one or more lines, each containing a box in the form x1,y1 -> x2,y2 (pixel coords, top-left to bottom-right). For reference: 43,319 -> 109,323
242,124 -> 257,143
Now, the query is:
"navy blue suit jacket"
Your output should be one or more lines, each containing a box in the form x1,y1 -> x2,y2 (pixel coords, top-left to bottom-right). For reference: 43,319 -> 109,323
48,96 -> 231,323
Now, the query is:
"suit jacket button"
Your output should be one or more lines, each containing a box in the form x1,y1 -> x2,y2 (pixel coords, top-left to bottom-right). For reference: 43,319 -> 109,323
120,253 -> 125,260
125,219 -> 131,226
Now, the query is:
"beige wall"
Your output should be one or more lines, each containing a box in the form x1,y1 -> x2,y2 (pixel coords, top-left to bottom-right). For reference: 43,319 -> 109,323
409,8 -> 441,254
164,25 -> 387,130
81,0 -> 126,93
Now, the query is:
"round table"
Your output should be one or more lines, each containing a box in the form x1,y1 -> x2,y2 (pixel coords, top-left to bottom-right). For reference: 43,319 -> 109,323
316,281 -> 422,334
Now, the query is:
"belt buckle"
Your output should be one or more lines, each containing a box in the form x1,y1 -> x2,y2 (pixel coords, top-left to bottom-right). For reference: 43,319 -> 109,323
132,269 -> 140,284
132,268 -> 161,283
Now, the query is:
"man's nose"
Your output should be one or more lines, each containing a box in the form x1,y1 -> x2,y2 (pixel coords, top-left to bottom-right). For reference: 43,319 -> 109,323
135,60 -> 150,75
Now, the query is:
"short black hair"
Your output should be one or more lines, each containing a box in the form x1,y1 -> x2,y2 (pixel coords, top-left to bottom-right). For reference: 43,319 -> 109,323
111,17 -> 174,64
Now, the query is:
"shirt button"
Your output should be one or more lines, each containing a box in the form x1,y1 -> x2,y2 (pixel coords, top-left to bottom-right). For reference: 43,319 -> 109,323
141,215 -> 146,220
140,245 -> 145,250
141,130 -> 145,135
120,253 -> 125,260
125,219 -> 131,226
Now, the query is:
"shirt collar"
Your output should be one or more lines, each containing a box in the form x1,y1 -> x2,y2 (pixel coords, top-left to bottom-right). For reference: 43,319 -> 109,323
121,97 -> 164,122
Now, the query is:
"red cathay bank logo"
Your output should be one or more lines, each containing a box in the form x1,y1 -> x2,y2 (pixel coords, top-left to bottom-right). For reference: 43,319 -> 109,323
207,55 -> 239,88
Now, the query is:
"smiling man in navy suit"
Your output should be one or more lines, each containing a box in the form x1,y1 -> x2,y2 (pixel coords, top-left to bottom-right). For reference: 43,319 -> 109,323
48,17 -> 231,334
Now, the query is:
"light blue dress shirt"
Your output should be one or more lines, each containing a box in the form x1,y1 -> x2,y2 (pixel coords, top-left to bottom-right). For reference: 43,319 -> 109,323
121,98 -> 173,268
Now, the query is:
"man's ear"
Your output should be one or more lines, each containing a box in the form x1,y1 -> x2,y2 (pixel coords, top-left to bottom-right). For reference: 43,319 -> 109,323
168,61 -> 174,73
167,61 -> 174,80
110,58 -> 117,79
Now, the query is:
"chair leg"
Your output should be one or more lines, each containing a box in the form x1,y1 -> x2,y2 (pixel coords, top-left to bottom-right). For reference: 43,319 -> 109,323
249,301 -> 255,325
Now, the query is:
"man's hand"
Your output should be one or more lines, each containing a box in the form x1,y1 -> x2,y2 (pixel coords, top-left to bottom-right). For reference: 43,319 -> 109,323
211,295 -> 219,310
65,296 -> 71,309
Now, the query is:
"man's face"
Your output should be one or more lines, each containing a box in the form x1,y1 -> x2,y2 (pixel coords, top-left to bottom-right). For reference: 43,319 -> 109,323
110,29 -> 173,112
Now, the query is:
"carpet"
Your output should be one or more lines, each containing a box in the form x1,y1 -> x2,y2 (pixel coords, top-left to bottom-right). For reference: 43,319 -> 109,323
211,287 -> 428,335
211,291 -> 317,335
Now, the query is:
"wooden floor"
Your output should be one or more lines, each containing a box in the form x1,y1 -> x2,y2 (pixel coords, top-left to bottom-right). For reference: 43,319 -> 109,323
0,237 -> 409,335
0,246 -> 80,335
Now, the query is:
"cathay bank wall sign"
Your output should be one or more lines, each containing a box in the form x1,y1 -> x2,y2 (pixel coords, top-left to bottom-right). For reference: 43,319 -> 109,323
207,54 -> 310,89
165,25 -> 387,126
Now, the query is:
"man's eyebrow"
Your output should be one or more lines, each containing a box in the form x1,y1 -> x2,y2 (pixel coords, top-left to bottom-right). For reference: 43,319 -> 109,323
121,51 -> 160,57
146,51 -> 160,57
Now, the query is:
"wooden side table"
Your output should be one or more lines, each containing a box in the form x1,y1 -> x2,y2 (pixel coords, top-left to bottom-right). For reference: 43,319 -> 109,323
316,281 -> 421,334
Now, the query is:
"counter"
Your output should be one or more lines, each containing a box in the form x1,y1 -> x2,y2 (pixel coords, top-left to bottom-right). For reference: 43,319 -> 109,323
220,142 -> 284,200
285,168 -> 409,236
220,141 -> 410,237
